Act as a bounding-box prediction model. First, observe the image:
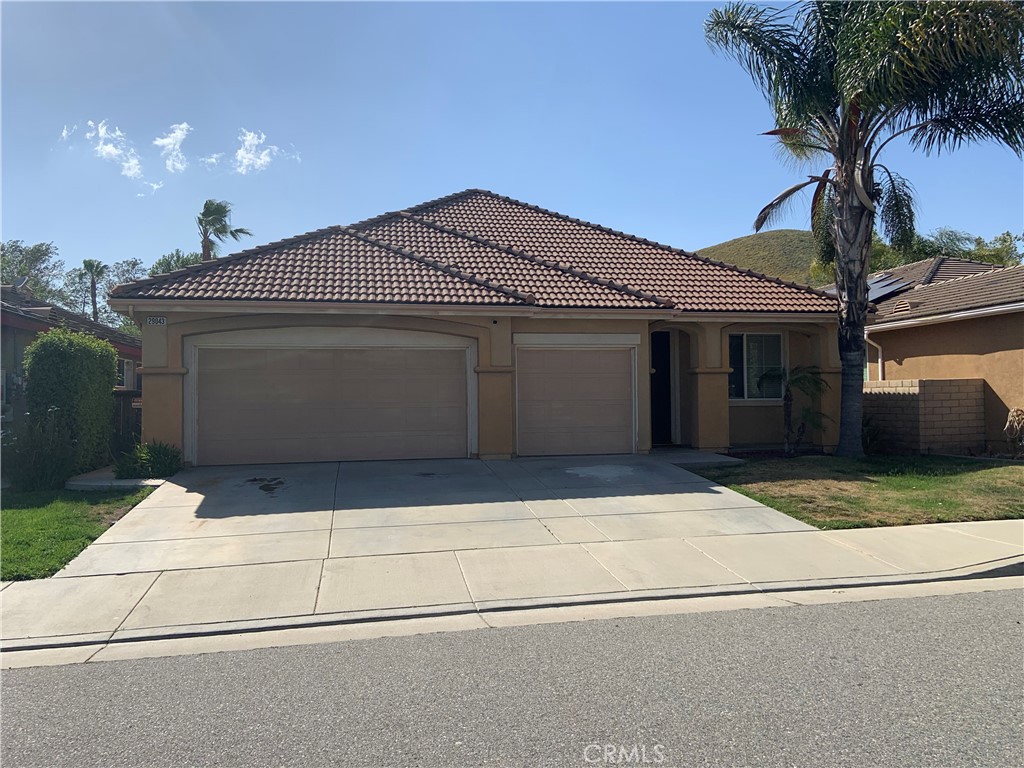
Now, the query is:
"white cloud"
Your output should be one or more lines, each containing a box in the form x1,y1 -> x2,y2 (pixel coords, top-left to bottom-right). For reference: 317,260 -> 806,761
83,119 -> 144,178
200,152 -> 223,168
153,122 -> 192,173
60,124 -> 77,141
234,129 -> 279,175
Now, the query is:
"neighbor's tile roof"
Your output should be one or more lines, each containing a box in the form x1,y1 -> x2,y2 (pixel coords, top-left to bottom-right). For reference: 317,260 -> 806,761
867,256 -> 1005,315
1,286 -> 142,350
871,264 -> 1024,324
111,189 -> 837,313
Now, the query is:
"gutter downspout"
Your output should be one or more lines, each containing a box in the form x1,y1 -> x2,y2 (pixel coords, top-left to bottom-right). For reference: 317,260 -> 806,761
865,331 -> 884,381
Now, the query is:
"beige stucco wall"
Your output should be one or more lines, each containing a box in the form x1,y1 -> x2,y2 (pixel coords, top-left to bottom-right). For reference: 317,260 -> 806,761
134,308 -> 840,462
869,312 -> 1024,448
137,310 -> 654,462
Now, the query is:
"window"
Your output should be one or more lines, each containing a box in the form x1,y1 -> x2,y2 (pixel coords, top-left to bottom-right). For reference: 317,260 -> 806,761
728,334 -> 783,399
116,358 -> 135,389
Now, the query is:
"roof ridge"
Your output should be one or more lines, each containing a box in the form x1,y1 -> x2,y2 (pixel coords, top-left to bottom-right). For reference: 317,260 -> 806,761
345,188 -> 483,233
908,261 -> 1024,292
110,225 -> 345,297
921,255 -> 946,285
397,212 -> 672,309
462,189 -> 837,302
337,226 -> 535,306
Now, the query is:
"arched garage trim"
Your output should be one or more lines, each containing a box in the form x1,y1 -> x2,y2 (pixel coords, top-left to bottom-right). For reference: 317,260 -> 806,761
182,326 -> 479,465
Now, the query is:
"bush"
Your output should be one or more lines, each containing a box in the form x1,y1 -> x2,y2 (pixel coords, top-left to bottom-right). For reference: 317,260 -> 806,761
23,328 -> 117,474
1,407 -> 77,490
115,442 -> 182,479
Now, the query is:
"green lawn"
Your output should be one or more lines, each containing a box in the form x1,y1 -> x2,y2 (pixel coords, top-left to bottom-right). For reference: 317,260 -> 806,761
696,455 -> 1024,529
1,488 -> 152,581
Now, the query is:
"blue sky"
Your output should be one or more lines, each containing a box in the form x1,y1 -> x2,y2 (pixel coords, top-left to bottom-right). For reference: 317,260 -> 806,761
3,1 -> 1022,273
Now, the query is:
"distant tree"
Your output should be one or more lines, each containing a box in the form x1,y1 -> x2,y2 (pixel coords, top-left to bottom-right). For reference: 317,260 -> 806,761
109,258 -> 147,286
870,228 -> 1023,271
0,241 -> 65,302
149,249 -> 203,276
80,259 -> 110,322
197,200 -> 251,261
61,268 -> 91,315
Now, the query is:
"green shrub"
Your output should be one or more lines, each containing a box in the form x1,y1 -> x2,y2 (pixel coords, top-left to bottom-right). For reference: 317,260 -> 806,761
115,441 -> 182,479
23,328 -> 117,474
1,406 -> 77,490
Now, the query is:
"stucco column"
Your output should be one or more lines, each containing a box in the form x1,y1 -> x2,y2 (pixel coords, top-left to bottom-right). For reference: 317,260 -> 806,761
477,318 -> 514,459
136,315 -> 186,451
689,322 -> 731,452
689,369 -> 731,451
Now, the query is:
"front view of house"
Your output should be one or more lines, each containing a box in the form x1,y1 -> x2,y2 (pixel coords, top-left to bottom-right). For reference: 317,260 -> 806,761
110,189 -> 842,466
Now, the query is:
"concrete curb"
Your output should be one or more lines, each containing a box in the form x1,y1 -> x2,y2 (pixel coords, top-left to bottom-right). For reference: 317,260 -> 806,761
4,557 -> 1020,655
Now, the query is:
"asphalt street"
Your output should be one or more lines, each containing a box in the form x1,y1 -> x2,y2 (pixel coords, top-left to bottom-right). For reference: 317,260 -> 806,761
2,590 -> 1022,768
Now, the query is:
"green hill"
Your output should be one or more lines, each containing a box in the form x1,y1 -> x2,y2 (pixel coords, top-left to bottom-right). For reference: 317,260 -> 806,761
696,229 -> 818,286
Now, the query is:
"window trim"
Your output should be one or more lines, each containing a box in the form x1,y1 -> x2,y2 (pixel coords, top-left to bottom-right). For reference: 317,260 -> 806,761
115,358 -> 136,390
728,332 -> 786,402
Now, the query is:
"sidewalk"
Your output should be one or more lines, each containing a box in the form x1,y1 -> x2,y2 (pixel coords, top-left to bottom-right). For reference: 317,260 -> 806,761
2,518 -> 1020,667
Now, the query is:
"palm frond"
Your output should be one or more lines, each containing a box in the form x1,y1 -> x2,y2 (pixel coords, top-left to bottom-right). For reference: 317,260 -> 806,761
754,177 -> 820,232
874,165 -> 916,255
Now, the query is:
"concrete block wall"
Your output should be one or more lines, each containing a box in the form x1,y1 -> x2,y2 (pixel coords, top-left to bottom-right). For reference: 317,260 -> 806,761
863,379 -> 986,455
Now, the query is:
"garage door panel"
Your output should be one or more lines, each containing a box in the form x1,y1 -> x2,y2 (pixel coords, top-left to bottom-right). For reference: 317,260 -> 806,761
197,346 -> 468,465
516,347 -> 634,457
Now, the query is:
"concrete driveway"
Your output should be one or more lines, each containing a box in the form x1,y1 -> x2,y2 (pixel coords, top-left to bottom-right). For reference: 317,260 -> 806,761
4,453 -> 1021,655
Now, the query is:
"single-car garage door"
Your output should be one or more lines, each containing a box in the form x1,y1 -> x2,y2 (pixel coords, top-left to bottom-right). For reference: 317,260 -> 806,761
196,347 -> 468,465
516,347 -> 634,456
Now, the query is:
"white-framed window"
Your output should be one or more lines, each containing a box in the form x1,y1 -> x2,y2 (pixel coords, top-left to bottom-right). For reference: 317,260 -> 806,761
728,333 -> 784,400
116,358 -> 136,389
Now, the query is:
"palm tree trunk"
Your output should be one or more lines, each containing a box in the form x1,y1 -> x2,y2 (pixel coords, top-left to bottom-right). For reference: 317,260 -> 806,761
831,175 -> 874,458
201,236 -> 213,262
89,277 -> 99,322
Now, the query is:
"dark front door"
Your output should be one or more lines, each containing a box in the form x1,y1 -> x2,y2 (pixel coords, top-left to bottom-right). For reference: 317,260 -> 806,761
650,331 -> 673,445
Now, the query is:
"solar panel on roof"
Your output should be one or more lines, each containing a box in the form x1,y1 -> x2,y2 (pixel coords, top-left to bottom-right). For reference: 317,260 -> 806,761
868,278 -> 913,302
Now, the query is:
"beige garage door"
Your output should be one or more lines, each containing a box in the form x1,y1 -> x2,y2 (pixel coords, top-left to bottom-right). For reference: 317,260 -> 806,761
516,347 -> 634,456
197,347 -> 468,465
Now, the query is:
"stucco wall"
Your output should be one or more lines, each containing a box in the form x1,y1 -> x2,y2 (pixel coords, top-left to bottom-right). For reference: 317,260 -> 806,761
136,310 -> 653,462
727,326 -> 833,448
869,312 -> 1024,448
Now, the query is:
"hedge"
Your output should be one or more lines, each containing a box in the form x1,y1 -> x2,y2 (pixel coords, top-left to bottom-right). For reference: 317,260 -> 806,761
23,327 -> 118,474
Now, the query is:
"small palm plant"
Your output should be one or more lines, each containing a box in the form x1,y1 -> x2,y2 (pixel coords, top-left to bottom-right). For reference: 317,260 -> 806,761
197,200 -> 252,261
758,365 -> 831,456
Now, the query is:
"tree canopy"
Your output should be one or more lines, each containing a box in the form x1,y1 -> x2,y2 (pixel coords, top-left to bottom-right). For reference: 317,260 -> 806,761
705,0 -> 1024,456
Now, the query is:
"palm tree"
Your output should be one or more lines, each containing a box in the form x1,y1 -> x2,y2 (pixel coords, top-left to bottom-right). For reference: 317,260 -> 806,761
705,1 -> 1024,456
80,259 -> 109,322
197,200 -> 252,262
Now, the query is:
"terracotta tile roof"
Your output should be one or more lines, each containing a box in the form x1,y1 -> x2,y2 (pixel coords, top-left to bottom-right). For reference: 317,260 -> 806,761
871,264 -> 1024,324
864,256 -> 1005,314
2,286 -> 142,350
111,189 -> 837,313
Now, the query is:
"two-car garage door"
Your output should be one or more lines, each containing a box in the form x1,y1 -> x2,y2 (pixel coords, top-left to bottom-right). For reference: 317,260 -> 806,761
196,346 -> 468,465
188,329 -> 636,465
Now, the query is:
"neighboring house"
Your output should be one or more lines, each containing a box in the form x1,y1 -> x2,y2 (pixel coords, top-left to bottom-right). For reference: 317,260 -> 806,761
109,189 -> 840,466
864,258 -> 1024,449
1,285 -> 143,427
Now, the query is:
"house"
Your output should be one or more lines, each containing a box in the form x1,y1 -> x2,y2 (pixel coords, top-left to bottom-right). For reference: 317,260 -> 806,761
864,257 -> 1024,450
2,284 -> 143,427
109,189 -> 840,466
